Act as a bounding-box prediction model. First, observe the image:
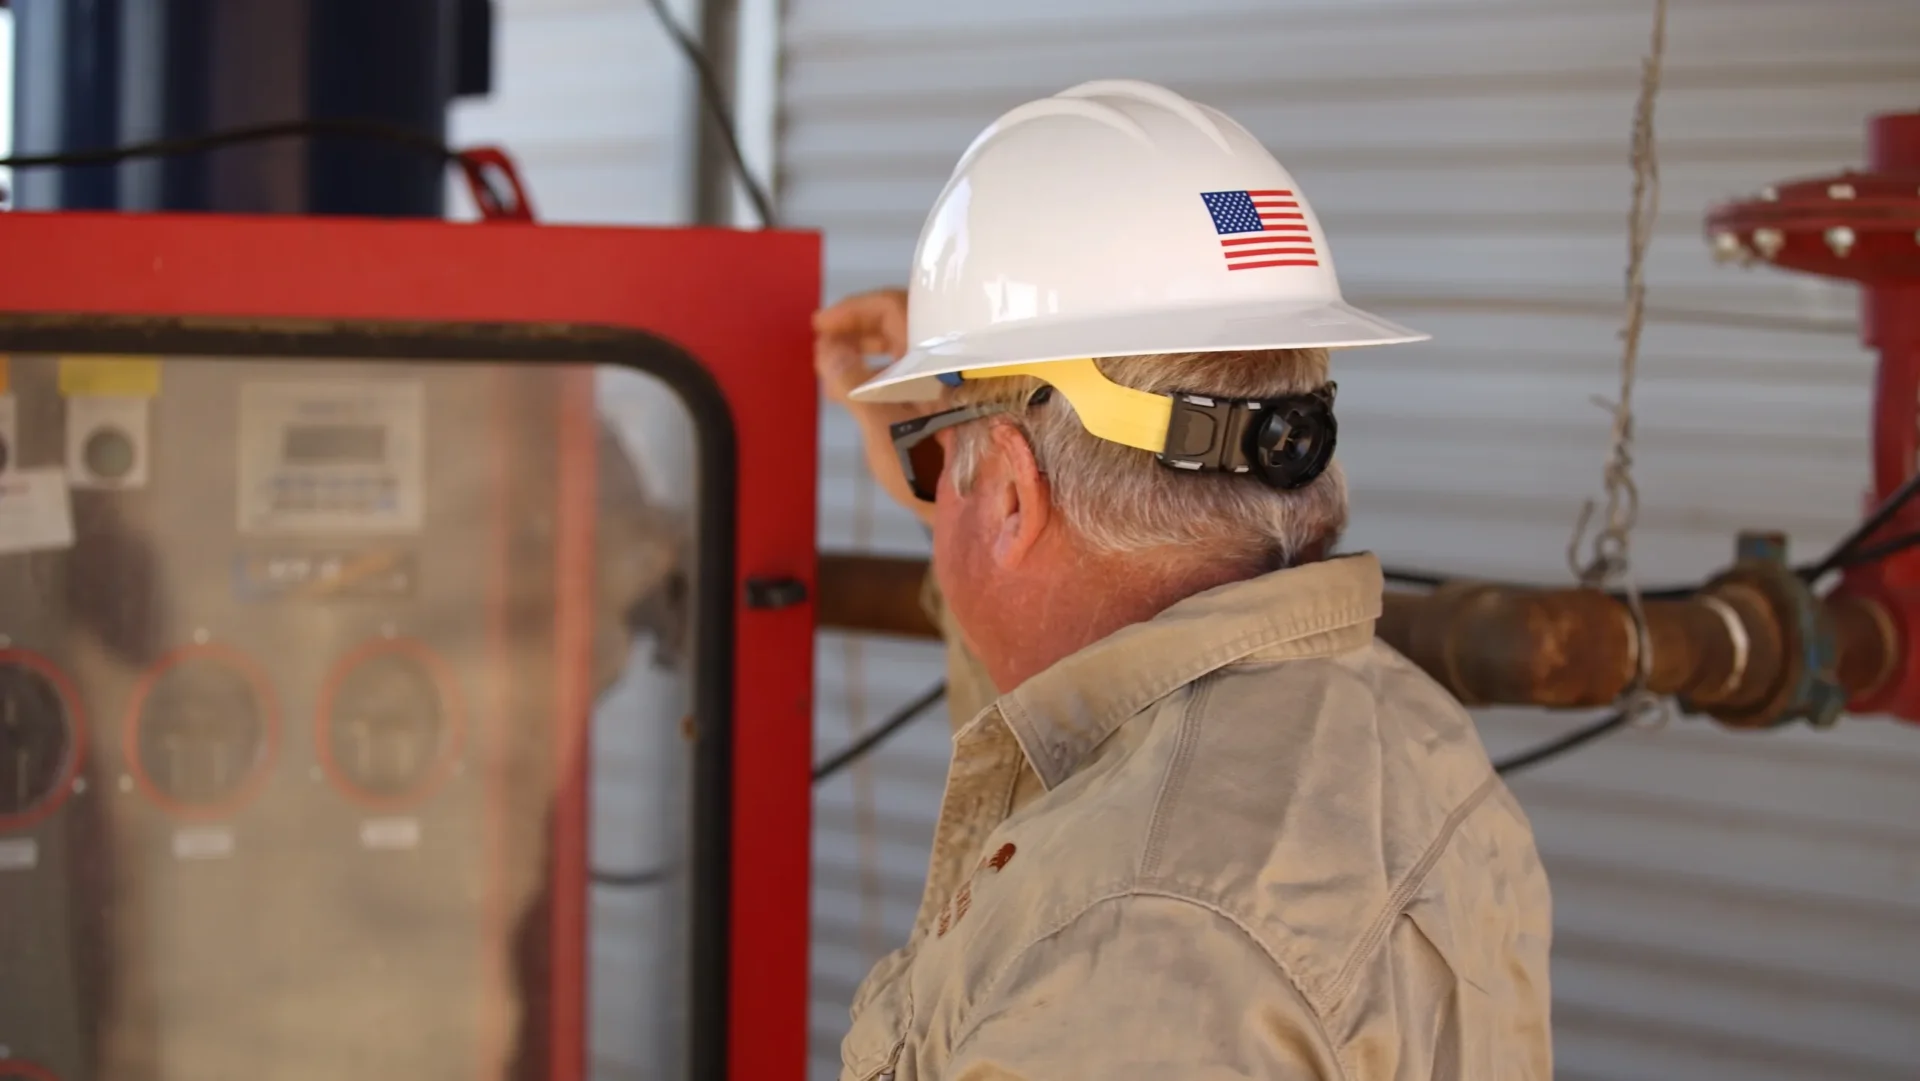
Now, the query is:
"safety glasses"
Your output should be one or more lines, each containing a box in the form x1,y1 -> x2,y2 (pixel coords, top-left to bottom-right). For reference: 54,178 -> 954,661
888,386 -> 1055,503
888,403 -> 1008,503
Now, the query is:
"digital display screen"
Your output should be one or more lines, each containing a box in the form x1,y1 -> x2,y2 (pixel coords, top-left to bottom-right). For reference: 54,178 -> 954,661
282,424 -> 387,464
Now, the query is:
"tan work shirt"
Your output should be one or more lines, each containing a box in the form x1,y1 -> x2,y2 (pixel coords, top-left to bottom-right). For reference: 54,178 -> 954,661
845,554 -> 1553,1081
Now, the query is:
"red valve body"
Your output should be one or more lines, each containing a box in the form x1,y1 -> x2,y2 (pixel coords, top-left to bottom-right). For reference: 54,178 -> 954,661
1706,112 -> 1920,720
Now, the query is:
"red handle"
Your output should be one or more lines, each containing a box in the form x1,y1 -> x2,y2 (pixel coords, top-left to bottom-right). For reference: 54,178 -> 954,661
456,147 -> 537,223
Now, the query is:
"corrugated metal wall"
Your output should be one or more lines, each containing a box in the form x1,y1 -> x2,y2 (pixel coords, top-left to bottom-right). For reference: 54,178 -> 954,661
783,2 -> 1920,1079
448,0 -> 703,226
447,5 -> 706,1079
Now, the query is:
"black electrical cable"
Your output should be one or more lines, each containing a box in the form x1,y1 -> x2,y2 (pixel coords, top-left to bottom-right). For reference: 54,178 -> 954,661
0,117 -> 523,215
1805,469 -> 1920,582
813,681 -> 949,783
811,667 -> 1624,781
1493,706 -> 1636,776
594,682 -> 946,889
0,117 -> 457,171
1833,529 -> 1920,570
592,864 -> 676,888
639,0 -> 779,229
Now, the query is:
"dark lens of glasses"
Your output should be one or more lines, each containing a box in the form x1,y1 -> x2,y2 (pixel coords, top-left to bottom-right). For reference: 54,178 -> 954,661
907,435 -> 946,501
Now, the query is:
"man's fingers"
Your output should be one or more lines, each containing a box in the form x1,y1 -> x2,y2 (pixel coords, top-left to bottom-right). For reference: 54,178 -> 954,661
812,305 -> 857,334
813,292 -> 883,334
813,288 -> 911,405
867,296 -> 909,360
814,344 -> 877,402
814,289 -> 909,352
815,340 -> 868,376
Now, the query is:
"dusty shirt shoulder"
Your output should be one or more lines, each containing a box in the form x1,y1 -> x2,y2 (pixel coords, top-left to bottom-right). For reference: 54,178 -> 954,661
841,557 -> 1553,1081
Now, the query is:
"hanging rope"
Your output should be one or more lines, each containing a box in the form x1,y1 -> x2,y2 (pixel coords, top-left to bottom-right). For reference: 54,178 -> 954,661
1566,0 -> 1672,732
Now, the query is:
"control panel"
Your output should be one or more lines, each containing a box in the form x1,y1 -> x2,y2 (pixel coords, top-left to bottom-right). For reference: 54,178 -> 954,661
0,352 -> 595,1081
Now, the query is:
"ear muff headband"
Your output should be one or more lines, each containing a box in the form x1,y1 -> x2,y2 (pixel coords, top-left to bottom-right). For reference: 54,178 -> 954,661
945,359 -> 1338,492
946,359 -> 1172,452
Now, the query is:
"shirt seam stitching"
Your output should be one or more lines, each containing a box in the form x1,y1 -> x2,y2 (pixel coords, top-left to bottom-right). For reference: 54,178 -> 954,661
1325,770 -> 1505,1005
1139,676 -> 1211,879
948,889 -> 1359,1081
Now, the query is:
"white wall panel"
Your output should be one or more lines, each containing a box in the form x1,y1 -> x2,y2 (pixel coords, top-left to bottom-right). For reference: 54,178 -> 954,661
784,1 -> 1920,1078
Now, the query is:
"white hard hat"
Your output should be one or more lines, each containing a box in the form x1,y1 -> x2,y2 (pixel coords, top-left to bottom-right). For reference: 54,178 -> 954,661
851,79 -> 1429,404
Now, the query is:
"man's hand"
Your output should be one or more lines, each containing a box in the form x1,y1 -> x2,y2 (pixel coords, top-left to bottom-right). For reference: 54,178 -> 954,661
814,287 -> 936,524
814,287 -> 908,405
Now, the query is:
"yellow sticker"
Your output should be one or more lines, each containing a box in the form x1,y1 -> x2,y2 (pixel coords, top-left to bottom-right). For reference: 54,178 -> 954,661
58,356 -> 161,398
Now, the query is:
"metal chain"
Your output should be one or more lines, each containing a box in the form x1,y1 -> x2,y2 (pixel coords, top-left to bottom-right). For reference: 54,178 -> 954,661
1567,0 -> 1672,731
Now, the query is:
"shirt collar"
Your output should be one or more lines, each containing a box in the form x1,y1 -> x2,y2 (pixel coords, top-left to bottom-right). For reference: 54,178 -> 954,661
992,553 -> 1383,791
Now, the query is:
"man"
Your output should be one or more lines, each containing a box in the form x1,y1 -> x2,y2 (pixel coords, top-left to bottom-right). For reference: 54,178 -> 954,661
816,288 -> 1004,736
814,80 -> 1553,1080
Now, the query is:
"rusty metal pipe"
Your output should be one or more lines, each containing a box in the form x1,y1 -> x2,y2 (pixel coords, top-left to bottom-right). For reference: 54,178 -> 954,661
815,553 -> 1899,724
1379,583 -> 1782,712
816,552 -> 940,639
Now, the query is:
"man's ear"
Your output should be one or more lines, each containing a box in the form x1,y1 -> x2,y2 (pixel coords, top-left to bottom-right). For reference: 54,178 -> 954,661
985,422 -> 1051,568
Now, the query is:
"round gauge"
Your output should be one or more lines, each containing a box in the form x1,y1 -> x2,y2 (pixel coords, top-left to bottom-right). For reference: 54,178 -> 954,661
125,648 -> 279,818
318,642 -> 463,809
81,426 -> 137,481
0,652 -> 85,830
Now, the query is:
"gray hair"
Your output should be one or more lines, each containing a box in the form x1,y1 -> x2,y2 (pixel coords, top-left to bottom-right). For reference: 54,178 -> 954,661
947,348 -> 1348,570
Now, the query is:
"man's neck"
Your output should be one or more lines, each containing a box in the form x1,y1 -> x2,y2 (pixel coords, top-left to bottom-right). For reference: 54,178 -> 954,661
984,548 -> 1266,693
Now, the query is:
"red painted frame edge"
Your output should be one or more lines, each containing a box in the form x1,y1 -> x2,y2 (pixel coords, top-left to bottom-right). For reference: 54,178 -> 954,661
0,210 -> 822,1081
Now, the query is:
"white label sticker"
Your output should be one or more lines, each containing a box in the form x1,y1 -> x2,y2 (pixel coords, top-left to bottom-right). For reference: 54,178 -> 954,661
0,395 -> 16,477
0,837 -> 39,872
67,395 -> 151,489
172,826 -> 235,861
236,380 -> 426,536
360,817 -> 422,851
0,467 -> 76,556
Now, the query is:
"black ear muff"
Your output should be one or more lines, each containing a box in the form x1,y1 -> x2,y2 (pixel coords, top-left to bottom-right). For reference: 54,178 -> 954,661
1249,398 -> 1337,491
1155,382 -> 1339,485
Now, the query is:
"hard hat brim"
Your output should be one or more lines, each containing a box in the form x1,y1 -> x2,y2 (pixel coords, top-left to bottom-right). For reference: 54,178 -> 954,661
849,299 -> 1429,403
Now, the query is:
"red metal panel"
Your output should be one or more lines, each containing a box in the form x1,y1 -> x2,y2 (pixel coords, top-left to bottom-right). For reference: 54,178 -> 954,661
0,211 -> 822,1081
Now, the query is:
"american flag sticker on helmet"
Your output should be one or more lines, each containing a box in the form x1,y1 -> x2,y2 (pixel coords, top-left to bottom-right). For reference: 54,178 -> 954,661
1200,190 -> 1321,271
